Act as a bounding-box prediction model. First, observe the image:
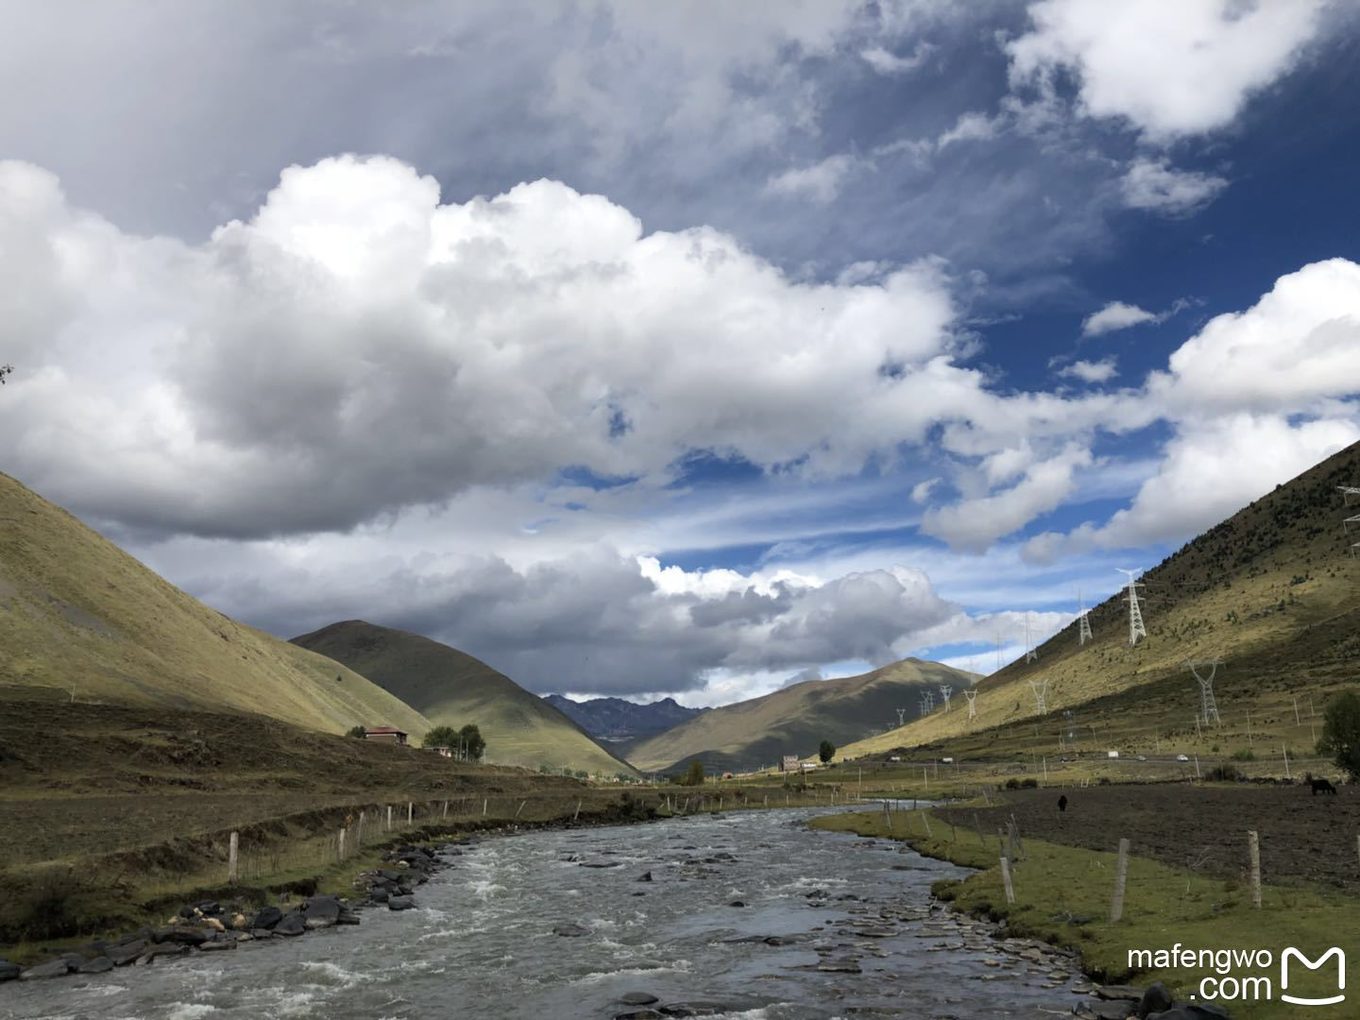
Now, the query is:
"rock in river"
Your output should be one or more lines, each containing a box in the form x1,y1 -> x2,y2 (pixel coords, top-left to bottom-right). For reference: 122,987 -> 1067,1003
553,923 -> 590,937
387,895 -> 416,911
274,913 -> 307,936
20,959 -> 72,980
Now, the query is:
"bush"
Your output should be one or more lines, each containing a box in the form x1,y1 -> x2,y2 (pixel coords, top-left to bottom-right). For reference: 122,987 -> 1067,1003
1206,764 -> 1243,782
1318,692 -> 1360,780
1230,748 -> 1256,762
819,740 -> 836,763
681,760 -> 706,786
345,725 -> 367,739
1003,777 -> 1039,790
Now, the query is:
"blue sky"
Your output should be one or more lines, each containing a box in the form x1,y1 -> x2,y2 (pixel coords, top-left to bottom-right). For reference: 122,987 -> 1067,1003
2,1 -> 1359,706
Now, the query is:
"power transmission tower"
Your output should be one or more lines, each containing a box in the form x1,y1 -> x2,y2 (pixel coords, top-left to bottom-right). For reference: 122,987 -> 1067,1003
1189,659 -> 1223,728
964,689 -> 977,720
1024,612 -> 1038,662
1116,568 -> 1147,646
1077,590 -> 1092,645
1028,678 -> 1048,715
895,707 -> 907,727
923,690 -> 935,714
919,693 -> 930,717
1342,486 -> 1360,558
939,685 -> 953,712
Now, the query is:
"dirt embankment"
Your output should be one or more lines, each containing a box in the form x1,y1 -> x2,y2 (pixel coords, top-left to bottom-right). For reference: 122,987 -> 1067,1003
960,782 -> 1360,891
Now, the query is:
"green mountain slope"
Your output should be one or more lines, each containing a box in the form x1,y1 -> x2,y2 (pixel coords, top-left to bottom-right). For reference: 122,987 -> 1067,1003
0,472 -> 429,735
624,659 -> 978,773
839,439 -> 1360,759
291,620 -> 638,777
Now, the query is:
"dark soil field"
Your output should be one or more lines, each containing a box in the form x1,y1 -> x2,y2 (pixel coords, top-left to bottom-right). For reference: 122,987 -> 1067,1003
962,782 -> 1360,892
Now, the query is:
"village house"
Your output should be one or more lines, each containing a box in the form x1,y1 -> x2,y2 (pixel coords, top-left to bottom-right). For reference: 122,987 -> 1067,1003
427,745 -> 453,758
781,755 -> 799,773
363,726 -> 408,745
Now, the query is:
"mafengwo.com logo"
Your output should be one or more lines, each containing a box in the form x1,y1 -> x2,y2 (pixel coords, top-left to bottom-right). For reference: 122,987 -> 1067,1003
1127,944 -> 1345,1007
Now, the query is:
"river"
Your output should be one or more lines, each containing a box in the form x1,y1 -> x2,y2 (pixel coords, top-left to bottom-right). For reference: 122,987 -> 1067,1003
2,807 -> 1090,1019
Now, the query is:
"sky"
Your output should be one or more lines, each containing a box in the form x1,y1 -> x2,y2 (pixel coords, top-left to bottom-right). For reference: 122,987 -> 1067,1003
2,0 -> 1360,708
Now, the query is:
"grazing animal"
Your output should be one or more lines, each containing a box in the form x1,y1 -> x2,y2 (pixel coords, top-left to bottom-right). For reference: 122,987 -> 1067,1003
1057,794 -> 1068,813
1307,773 -> 1338,796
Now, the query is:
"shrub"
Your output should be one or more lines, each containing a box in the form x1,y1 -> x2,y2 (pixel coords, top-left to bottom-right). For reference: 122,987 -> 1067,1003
1318,692 -> 1360,780
1206,764 -> 1243,782
819,740 -> 836,763
1230,748 -> 1256,762
346,725 -> 367,739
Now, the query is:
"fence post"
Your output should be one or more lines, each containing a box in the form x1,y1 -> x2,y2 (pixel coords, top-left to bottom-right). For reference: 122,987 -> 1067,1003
387,805 -> 393,831
483,797 -> 488,817
515,800 -> 526,819
574,800 -> 582,821
357,810 -> 365,847
228,831 -> 239,884
338,827 -> 346,861
407,802 -> 413,826
1000,856 -> 1016,904
1282,746 -> 1291,780
1248,830 -> 1262,909
920,810 -> 933,837
443,800 -> 449,819
1110,837 -> 1130,922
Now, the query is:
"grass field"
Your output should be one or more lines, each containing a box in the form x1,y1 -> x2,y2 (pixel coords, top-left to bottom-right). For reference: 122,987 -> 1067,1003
814,797 -> 1360,1020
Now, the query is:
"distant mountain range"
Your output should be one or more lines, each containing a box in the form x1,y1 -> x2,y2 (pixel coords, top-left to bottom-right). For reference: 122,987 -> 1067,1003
293,620 -> 637,777
542,694 -> 708,744
624,659 -> 978,774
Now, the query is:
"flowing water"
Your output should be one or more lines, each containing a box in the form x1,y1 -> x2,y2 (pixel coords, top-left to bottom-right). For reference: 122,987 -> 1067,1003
2,808 -> 1090,1019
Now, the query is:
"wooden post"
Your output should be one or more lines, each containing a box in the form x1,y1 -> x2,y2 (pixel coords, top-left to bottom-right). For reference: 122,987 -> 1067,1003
923,768 -> 929,790
1193,754 -> 1201,780
357,810 -> 365,847
228,831 -> 239,884
1042,757 -> 1048,784
387,805 -> 393,831
483,797 -> 488,816
980,786 -> 991,807
338,827 -> 346,860
1246,709 -> 1253,745
442,800 -> 448,819
1000,856 -> 1016,904
515,800 -> 526,819
407,801 -> 413,825
1293,697 -> 1301,725
920,810 -> 933,837
1283,746 -> 1292,780
574,800 -> 582,821
1110,837 -> 1130,922
1248,830 -> 1262,909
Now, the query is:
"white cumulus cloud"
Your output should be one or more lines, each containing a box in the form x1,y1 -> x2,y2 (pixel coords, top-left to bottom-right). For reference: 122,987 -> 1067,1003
1082,301 -> 1157,337
1120,159 -> 1229,215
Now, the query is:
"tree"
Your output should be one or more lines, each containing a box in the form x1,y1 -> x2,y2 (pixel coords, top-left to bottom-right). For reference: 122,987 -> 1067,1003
459,723 -> 486,762
819,740 -> 835,763
345,725 -> 367,739
0,364 -> 11,385
423,725 -> 460,749
680,760 -> 705,786
1318,691 -> 1360,779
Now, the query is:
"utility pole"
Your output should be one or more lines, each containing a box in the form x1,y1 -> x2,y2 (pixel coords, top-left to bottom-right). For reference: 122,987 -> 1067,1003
1117,568 -> 1147,646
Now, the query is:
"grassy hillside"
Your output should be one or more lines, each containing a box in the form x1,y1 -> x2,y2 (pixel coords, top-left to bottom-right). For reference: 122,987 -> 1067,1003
0,472 -> 429,736
624,659 -> 978,773
292,621 -> 638,777
838,439 -> 1360,760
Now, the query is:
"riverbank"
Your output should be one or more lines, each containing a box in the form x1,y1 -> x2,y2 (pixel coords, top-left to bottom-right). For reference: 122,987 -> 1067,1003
813,804 -> 1360,1019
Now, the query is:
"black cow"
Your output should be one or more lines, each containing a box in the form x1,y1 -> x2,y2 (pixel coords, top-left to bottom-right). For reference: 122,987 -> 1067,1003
1306,773 -> 1338,796
1057,794 -> 1068,812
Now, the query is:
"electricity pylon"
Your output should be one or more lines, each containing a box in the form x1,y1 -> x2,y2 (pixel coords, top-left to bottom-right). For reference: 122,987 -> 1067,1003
1077,590 -> 1092,645
1117,568 -> 1147,646
1024,612 -> 1038,662
1341,486 -> 1360,558
923,690 -> 935,713
964,689 -> 977,720
1189,659 -> 1223,727
939,685 -> 953,712
1028,678 -> 1049,715
895,708 -> 907,727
